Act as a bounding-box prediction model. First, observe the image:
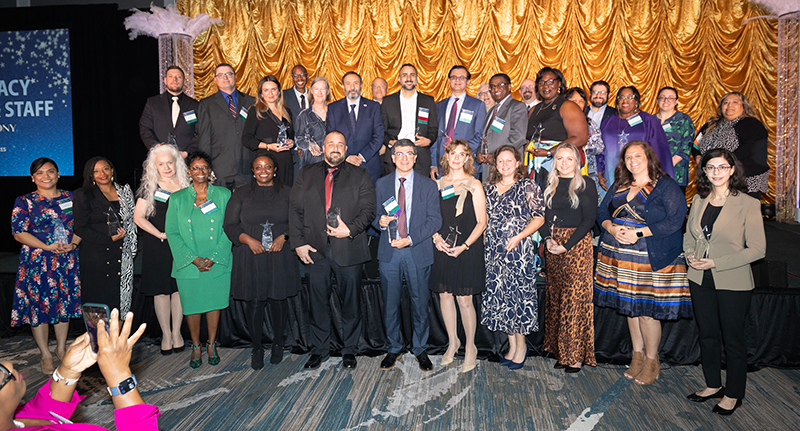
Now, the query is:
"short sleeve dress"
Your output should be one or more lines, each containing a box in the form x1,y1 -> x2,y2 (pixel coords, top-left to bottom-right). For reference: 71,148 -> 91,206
10,191 -> 82,327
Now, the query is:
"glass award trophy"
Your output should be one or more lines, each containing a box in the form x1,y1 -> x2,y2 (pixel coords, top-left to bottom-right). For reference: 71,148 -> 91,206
388,219 -> 398,241
104,207 -> 120,237
261,220 -> 274,249
53,218 -> 70,244
478,137 -> 489,156
544,215 -> 560,242
694,226 -> 711,259
444,225 -> 461,248
277,123 -> 288,147
327,207 -> 341,228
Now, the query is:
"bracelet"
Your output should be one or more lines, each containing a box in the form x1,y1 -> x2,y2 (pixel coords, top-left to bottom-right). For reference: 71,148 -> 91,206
463,243 -> 470,250
70,243 -> 78,250
52,368 -> 80,385
432,233 -> 441,241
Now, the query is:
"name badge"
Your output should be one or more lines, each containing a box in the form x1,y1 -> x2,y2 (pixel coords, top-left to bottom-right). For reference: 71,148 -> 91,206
239,107 -> 248,120
490,117 -> 505,134
382,196 -> 401,216
57,198 -> 73,214
694,132 -> 703,148
183,110 -> 197,124
154,188 -> 171,203
199,200 -> 218,215
441,185 -> 455,200
459,109 -> 474,124
417,107 -> 429,124
662,122 -> 672,132
627,114 -> 643,127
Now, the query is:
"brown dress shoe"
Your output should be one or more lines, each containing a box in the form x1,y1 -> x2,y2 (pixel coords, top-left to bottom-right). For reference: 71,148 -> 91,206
635,357 -> 660,385
624,351 -> 645,380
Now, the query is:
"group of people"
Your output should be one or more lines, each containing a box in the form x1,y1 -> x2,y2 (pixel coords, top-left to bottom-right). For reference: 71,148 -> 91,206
6,62 -> 770,427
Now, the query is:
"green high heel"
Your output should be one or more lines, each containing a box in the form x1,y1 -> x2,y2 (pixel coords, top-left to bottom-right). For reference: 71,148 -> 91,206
208,342 -> 220,366
189,345 -> 202,369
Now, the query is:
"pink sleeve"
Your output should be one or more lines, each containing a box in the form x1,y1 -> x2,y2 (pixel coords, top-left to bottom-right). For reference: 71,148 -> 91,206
114,405 -> 161,431
14,380 -> 84,422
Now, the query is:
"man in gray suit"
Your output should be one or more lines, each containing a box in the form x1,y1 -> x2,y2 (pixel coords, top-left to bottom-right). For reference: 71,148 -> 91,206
476,73 -> 528,184
197,63 -> 256,190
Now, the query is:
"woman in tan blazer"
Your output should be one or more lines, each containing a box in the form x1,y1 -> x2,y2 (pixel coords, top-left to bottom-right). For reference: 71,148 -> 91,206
684,148 -> 766,416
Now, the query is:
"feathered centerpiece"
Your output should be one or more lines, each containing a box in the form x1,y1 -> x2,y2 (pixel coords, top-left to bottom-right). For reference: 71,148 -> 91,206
124,3 -> 223,97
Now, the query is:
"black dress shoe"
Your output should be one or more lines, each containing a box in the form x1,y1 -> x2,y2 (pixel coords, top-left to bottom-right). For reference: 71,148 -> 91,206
160,348 -> 173,356
416,352 -> 433,372
304,354 -> 324,369
553,362 -> 566,369
565,366 -> 582,374
172,345 -> 185,354
270,344 -> 284,365
380,353 -> 401,370
712,399 -> 742,415
686,387 -> 725,403
342,354 -> 357,369
251,349 -> 264,370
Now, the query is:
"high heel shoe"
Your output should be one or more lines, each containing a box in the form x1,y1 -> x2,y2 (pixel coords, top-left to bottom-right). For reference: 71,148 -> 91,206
251,348 -> 264,370
634,356 -> 660,385
624,351 -> 645,380
207,342 -> 220,366
270,343 -> 284,365
508,347 -> 529,370
189,345 -> 202,369
461,344 -> 477,373
686,387 -> 725,403
712,399 -> 742,416
441,339 -> 461,366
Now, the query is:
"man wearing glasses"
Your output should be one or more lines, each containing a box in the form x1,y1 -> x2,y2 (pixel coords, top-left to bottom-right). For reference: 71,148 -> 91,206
430,65 -> 486,180
197,63 -> 255,190
283,65 -> 310,178
477,73 -> 528,184
520,78 -> 540,114
373,139 -> 442,372
587,80 -> 616,128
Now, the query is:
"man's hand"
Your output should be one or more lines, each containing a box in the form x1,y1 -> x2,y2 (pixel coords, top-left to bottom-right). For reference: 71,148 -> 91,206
346,155 -> 363,166
414,134 -> 431,147
390,237 -> 412,249
430,166 -> 439,180
295,244 -> 317,265
327,215 -> 351,238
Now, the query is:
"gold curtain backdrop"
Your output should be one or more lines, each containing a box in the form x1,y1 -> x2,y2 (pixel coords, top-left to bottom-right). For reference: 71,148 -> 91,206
178,0 -> 778,202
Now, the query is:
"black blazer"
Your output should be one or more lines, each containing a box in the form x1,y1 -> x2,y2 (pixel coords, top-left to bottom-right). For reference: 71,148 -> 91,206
282,88 -> 306,126
600,105 -> 617,127
289,161 -> 376,267
139,92 -> 199,152
381,91 -> 438,177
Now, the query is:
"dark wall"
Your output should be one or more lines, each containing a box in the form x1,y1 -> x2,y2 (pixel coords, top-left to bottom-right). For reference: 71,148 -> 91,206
0,4 -> 157,252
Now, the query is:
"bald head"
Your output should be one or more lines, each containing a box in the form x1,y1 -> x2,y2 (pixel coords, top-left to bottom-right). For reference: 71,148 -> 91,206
520,78 -> 537,104
371,77 -> 388,104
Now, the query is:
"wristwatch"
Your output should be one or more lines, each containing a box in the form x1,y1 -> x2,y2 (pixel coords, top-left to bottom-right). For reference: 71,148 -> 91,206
463,243 -> 470,250
107,375 -> 137,396
547,149 -> 552,157
636,227 -> 644,238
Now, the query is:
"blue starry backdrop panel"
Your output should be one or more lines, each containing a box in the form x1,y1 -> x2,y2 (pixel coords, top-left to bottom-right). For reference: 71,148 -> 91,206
0,29 -> 74,176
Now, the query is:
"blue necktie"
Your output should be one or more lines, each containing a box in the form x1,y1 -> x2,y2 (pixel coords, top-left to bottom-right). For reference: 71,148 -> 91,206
349,104 -> 357,134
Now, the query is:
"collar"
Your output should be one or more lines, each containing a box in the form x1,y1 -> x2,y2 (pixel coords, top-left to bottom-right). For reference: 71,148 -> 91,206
347,96 -> 361,107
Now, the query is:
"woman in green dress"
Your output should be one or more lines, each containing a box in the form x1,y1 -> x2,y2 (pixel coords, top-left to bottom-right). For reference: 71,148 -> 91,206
165,152 -> 233,369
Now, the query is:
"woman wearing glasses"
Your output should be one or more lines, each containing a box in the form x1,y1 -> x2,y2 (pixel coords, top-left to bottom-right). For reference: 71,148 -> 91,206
476,83 -> 495,113
683,149 -> 765,415
655,87 -> 695,191
597,86 -> 674,189
165,152 -> 233,369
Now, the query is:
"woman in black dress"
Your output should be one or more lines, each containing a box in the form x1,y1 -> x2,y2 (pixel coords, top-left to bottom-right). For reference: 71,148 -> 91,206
430,140 -> 487,374
73,157 -> 137,315
242,75 -> 295,186
223,152 -> 300,369
133,144 -> 190,354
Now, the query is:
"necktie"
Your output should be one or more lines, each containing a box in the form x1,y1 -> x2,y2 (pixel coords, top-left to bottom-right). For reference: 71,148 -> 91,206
485,105 -> 498,135
445,97 -> 459,142
171,96 -> 180,127
301,94 -> 306,110
227,95 -> 237,118
349,104 -> 357,134
325,167 -> 338,213
397,178 -> 407,238
527,104 -> 534,118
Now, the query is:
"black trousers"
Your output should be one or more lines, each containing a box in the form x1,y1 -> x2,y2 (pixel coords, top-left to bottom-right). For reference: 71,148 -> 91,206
690,270 -> 752,399
305,243 -> 363,356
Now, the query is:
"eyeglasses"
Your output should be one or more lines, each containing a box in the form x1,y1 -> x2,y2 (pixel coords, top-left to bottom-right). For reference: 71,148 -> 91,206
538,78 -> 557,86
0,364 -> 16,391
190,166 -> 210,172
215,72 -> 234,79
617,95 -> 637,101
658,96 -> 677,102
704,165 -> 731,173
393,152 -> 417,158
477,91 -> 490,97
292,73 -> 308,78
489,83 -> 508,89
591,90 -> 608,95
520,85 -> 536,91
449,76 -> 467,82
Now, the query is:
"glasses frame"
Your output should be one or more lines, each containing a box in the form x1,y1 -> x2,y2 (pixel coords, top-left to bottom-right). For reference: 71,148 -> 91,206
703,165 -> 731,174
0,363 -> 15,391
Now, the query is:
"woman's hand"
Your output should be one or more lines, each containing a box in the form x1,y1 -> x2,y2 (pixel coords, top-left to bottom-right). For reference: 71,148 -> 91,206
96,309 -> 146,409
687,256 -> 716,270
192,257 -> 213,272
269,235 -> 286,253
309,144 -> 322,157
598,173 -> 608,191
111,227 -> 126,242
57,333 -> 97,379
546,239 -> 567,255
283,139 -> 294,149
433,235 -> 451,253
505,235 -> 522,251
445,244 -> 467,258
244,236 -> 266,255
610,225 -> 637,245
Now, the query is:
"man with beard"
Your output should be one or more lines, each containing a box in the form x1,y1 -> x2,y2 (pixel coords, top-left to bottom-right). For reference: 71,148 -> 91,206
587,80 -> 616,128
326,72 -> 385,185
139,65 -> 199,157
520,78 -> 540,116
290,131 -> 376,370
380,64 -> 438,177
477,73 -> 528,184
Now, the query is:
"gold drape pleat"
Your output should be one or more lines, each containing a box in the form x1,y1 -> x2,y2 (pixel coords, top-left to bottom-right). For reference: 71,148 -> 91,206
178,0 -> 777,202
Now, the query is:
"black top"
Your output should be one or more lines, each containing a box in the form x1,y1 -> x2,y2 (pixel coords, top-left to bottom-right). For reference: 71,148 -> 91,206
700,202 -> 723,239
242,107 -> 296,186
540,176 -> 598,250
526,96 -> 568,142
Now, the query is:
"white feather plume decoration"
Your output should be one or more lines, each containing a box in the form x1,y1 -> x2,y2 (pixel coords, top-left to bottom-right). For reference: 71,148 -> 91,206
750,0 -> 800,17
124,3 -> 224,40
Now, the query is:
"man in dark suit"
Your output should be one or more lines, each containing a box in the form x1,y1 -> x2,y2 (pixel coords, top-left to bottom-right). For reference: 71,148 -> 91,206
430,65 -> 486,179
326,72 -> 385,185
138,65 -> 199,157
289,131 -> 377,370
588,80 -> 617,128
381,64 -> 438,178
373,139 -> 441,371
477,73 -> 528,184
283,65 -> 309,179
197,63 -> 256,190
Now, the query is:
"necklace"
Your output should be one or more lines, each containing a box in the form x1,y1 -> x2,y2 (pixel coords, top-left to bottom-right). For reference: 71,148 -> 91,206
499,180 -> 515,186
617,116 -> 629,145
535,98 -> 557,116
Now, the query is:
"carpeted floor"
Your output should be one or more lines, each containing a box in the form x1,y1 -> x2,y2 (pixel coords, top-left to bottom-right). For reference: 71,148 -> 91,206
2,335 -> 799,430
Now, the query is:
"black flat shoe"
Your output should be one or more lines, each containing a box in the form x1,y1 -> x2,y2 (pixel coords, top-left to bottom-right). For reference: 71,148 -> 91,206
565,366 -> 582,374
161,348 -> 173,356
686,387 -> 725,403
554,363 -> 566,369
712,399 -> 742,416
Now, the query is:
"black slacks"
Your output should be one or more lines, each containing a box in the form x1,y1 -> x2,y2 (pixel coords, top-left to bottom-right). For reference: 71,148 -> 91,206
689,270 -> 752,399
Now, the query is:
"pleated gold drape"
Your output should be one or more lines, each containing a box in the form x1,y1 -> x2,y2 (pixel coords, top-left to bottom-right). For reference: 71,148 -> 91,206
178,0 -> 777,202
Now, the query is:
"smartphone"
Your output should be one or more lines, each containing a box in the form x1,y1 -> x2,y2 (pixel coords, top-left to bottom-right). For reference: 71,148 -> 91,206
83,303 -> 110,353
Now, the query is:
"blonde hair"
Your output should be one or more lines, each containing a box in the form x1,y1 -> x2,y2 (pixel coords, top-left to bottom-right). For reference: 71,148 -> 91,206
308,77 -> 332,104
136,144 -> 190,217
543,143 -> 586,209
439,140 -> 476,177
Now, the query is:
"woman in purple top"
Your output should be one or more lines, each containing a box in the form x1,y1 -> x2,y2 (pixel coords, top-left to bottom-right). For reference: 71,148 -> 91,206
598,86 -> 674,190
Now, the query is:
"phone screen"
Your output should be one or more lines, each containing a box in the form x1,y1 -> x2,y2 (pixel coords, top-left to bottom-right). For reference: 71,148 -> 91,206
82,303 -> 110,353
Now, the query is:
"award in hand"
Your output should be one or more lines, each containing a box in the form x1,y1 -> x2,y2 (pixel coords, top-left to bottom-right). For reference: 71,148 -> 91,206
693,225 -> 711,259
277,123 -> 289,148
104,206 -> 120,237
444,225 -> 461,249
326,207 -> 341,228
478,137 -> 489,156
388,219 -> 398,241
261,219 -> 274,249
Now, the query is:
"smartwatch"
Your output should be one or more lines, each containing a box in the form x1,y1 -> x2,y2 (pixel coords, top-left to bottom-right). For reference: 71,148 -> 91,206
107,375 -> 137,397
636,227 -> 644,238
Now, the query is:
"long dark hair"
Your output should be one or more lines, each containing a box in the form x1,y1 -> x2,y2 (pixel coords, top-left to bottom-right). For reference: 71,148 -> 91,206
82,156 -> 116,189
488,145 -> 527,185
613,141 -> 665,187
30,157 -> 59,175
695,148 -> 747,198
254,75 -> 290,122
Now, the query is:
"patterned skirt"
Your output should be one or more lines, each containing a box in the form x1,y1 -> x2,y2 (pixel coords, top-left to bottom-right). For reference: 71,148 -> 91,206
594,232 -> 692,320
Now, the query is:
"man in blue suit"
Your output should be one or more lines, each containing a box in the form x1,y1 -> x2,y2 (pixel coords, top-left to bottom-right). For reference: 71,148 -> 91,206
430,65 -> 486,180
327,71 -> 385,185
373,139 -> 442,372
